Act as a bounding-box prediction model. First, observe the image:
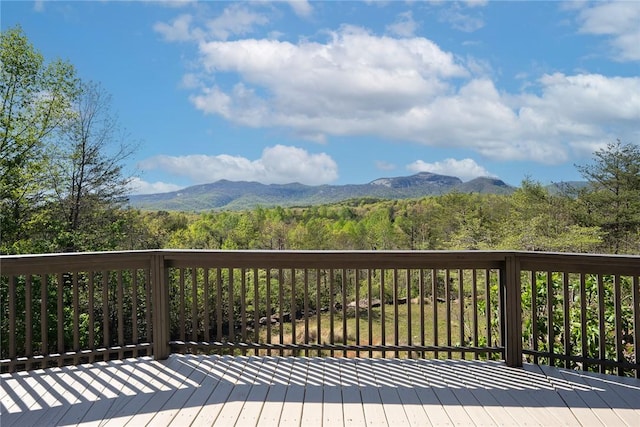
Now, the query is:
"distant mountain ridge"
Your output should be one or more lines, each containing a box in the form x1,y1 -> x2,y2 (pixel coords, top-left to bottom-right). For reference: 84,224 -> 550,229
129,172 -> 517,211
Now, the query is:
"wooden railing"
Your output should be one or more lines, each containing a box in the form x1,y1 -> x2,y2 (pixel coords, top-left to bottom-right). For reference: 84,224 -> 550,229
1,250 -> 638,378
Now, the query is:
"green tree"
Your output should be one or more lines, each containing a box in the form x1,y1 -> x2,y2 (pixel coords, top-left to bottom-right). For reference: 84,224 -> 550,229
575,140 -> 640,254
498,179 -> 600,252
44,81 -> 137,251
361,204 -> 400,249
0,26 -> 78,253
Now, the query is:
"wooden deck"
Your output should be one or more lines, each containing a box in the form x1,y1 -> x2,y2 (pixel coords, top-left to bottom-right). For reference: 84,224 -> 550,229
2,354 -> 640,426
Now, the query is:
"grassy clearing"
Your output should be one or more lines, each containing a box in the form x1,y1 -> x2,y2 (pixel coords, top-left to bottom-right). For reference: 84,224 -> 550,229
252,298 -> 499,359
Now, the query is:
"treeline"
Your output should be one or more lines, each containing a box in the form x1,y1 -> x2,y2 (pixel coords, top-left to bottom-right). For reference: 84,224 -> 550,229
128,154 -> 639,255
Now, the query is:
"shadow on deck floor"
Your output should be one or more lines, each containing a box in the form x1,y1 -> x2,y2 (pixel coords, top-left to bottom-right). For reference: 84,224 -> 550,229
2,354 -> 640,426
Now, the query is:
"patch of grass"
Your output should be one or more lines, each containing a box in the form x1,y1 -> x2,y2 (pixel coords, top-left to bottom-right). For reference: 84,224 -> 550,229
257,298 -> 499,360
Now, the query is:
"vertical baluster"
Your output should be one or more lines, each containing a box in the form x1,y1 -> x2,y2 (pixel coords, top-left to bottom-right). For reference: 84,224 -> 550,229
217,268 -> 223,343
229,268 -> 235,350
316,269 -> 322,357
445,269 -> 451,359
241,268 -> 247,356
341,268 -> 347,357
393,269 -> 399,358
472,270 -> 478,360
613,275 -> 623,376
41,274 -> 48,367
633,275 -> 639,379
459,269 -> 464,359
132,270 -> 138,357
432,269 -> 438,359
58,273 -> 65,366
562,273 -> 570,369
87,271 -> 96,363
484,270 -> 491,352
204,268 -> 210,343
367,269 -> 373,358
88,272 -> 95,362
145,268 -> 151,348
266,268 -> 271,356
278,268 -> 284,356
546,271 -> 554,367
253,268 -> 259,356
419,269 -> 425,359
74,272 -> 80,364
291,268 -> 296,355
25,274 -> 32,370
329,269 -> 335,357
8,275 -> 16,371
179,268 -> 185,342
530,271 -> 538,365
118,270 -> 124,360
192,267 -> 198,343
304,268 -> 309,357
597,274 -> 606,373
580,273 -> 588,371
380,270 -> 386,359
406,269 -> 412,359
102,271 -> 109,356
355,269 -> 360,358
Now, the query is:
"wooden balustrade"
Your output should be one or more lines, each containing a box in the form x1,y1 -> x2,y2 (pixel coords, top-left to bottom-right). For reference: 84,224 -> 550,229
1,250 -> 638,378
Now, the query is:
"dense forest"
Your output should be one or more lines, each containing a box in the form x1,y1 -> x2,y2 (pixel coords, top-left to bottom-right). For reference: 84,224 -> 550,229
2,26 -> 639,256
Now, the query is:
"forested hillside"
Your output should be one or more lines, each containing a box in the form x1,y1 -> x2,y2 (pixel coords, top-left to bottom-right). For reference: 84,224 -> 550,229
99,169 -> 635,256
128,173 -> 515,211
126,182 -> 597,253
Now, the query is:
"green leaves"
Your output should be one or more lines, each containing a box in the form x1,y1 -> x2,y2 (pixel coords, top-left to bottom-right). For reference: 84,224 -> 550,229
575,140 -> 640,253
1,26 -> 79,254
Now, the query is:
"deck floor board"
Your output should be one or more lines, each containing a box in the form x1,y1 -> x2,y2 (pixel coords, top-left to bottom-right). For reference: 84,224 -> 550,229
2,355 -> 639,426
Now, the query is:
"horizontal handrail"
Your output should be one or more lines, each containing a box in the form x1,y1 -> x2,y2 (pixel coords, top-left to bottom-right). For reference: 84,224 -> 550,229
3,249 -> 637,271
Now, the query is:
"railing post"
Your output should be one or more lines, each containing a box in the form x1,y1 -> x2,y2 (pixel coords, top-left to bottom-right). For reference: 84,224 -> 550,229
151,252 -> 170,359
502,254 -> 522,367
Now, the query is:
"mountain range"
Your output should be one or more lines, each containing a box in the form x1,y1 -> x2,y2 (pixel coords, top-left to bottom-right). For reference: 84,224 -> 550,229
128,172 -> 517,211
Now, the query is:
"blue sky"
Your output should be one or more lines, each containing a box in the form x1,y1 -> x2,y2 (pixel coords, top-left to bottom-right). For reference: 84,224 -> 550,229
3,1 -> 639,194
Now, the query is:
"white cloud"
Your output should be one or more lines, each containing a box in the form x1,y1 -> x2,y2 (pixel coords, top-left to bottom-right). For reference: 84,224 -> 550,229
153,4 -> 269,42
138,145 -> 338,185
128,177 -> 183,195
386,11 -> 418,37
439,4 -> 485,33
154,14 -> 198,42
180,73 -> 202,89
34,1 -> 45,12
151,0 -> 197,8
157,13 -> 639,166
190,27 -> 640,163
576,1 -> 640,61
286,0 -> 313,17
463,0 -> 488,8
192,25 -> 467,129
407,158 -> 494,181
511,73 -> 640,159
533,73 -> 640,123
206,4 -> 269,41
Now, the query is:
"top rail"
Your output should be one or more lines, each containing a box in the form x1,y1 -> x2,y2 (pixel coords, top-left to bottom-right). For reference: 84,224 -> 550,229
3,249 -> 637,272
